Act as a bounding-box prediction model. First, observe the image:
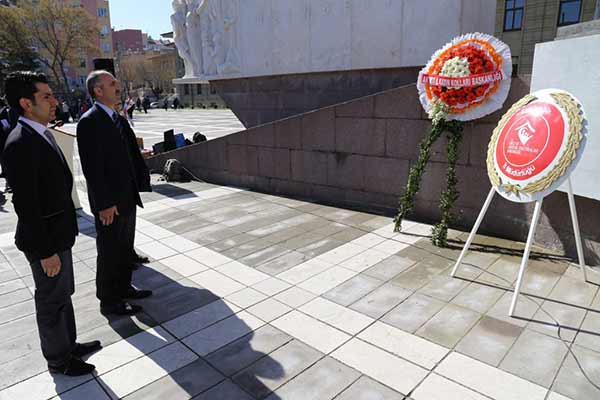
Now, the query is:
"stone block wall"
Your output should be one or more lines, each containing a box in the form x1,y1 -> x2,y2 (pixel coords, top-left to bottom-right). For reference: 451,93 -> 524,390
147,78 -> 600,263
211,67 -> 420,128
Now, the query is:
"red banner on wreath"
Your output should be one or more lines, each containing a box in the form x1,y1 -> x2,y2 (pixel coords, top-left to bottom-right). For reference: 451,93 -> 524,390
495,101 -> 565,181
420,70 -> 504,88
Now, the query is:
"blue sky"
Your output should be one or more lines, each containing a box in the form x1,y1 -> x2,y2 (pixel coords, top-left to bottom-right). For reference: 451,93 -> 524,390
109,0 -> 174,40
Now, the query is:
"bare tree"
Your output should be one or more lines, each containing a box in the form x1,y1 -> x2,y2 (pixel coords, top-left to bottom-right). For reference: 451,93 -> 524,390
0,5 -> 38,94
119,54 -> 150,96
13,0 -> 99,102
119,54 -> 166,99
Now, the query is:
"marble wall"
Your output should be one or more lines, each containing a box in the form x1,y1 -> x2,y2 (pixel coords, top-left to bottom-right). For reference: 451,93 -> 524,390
172,0 -> 496,81
531,33 -> 600,201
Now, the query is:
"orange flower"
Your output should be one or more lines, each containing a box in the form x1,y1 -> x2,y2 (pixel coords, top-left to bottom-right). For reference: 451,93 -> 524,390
424,39 -> 503,113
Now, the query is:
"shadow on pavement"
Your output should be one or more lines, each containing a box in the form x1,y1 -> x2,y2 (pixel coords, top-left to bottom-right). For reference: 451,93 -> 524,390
79,265 -> 283,399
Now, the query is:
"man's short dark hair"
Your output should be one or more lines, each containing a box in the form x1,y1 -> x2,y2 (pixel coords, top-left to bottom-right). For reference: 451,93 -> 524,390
4,71 -> 49,115
86,70 -> 112,99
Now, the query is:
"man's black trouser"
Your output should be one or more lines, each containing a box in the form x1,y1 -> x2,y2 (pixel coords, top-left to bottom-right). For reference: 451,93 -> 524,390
24,249 -> 76,367
95,208 -> 136,306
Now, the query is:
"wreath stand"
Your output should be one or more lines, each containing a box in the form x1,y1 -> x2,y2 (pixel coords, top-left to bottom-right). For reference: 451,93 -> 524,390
450,178 -> 588,316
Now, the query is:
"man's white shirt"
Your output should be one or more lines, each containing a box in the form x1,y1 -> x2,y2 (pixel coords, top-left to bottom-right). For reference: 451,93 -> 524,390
18,116 -> 53,147
95,101 -> 116,120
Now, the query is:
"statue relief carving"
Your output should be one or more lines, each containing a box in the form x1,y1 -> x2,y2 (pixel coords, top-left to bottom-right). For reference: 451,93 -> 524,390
219,1 -> 241,75
171,0 -> 196,78
171,0 -> 240,78
199,0 -> 217,75
185,0 -> 204,76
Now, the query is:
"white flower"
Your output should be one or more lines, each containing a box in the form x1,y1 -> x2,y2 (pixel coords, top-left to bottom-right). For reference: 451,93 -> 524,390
441,57 -> 470,78
428,98 -> 449,124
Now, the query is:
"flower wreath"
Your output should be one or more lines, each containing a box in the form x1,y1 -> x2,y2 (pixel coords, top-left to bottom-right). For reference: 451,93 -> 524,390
418,32 -> 512,122
394,33 -> 512,247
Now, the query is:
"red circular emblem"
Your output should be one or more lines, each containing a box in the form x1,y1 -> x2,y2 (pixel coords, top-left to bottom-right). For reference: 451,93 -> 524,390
495,101 -> 565,181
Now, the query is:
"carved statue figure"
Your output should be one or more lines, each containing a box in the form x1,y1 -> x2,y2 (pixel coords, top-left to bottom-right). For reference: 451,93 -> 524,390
171,0 -> 197,77
172,0 -> 240,77
220,1 -> 241,74
198,0 -> 217,75
185,0 -> 204,76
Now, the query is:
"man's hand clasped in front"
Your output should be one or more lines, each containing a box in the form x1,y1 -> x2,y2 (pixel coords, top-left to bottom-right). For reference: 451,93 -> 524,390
41,254 -> 61,277
99,205 -> 119,226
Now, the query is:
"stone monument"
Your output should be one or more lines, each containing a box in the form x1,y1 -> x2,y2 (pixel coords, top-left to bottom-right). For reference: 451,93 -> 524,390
170,0 -> 497,126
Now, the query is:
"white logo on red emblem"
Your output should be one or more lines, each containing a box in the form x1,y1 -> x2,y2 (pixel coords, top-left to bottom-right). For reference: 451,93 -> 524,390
495,101 -> 565,181
516,121 -> 535,145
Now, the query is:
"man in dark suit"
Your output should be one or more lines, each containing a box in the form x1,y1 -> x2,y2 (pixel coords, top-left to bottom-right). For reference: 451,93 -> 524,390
77,70 -> 152,316
2,71 -> 100,376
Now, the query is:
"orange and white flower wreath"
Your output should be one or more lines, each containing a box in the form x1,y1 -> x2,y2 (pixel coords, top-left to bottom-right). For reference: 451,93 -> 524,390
394,33 -> 512,247
418,32 -> 512,122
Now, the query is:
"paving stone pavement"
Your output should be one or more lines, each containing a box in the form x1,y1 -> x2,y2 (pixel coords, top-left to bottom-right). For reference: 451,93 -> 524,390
60,109 -> 244,196
1,175 -> 600,399
59,108 -> 244,148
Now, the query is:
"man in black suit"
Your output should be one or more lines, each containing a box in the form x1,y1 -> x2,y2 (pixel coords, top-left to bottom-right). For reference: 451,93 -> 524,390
2,71 -> 100,376
77,70 -> 152,316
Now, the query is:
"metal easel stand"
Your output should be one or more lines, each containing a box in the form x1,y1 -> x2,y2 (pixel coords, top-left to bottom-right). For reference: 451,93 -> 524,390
450,178 -> 588,317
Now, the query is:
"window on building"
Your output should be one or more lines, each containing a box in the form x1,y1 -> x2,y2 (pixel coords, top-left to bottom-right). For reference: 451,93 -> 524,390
101,43 -> 111,54
184,84 -> 190,95
558,0 -> 581,26
209,84 -> 216,94
79,58 -> 86,68
97,8 -> 108,17
100,25 -> 109,37
504,0 -> 524,31
196,84 -> 202,95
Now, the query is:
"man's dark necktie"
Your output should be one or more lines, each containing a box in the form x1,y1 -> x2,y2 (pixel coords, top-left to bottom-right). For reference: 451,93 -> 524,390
42,129 -> 66,163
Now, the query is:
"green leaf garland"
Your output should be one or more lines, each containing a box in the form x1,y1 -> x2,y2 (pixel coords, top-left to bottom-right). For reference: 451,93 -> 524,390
393,119 -> 464,247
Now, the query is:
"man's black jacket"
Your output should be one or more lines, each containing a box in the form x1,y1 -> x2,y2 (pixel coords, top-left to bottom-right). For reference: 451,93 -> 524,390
2,122 -> 78,259
77,105 -> 143,216
117,114 -> 151,193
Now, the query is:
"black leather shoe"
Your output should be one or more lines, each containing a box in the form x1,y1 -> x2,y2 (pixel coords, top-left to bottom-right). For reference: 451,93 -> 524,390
123,287 -> 153,299
49,357 -> 95,376
100,302 -> 143,316
132,253 -> 150,264
72,340 -> 102,358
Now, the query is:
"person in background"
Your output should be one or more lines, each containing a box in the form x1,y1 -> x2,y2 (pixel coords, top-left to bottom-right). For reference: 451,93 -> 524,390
1,98 -> 19,192
2,71 -> 100,375
125,96 -> 135,120
61,101 -> 70,123
142,96 -> 150,114
79,100 -> 88,120
69,101 -> 78,122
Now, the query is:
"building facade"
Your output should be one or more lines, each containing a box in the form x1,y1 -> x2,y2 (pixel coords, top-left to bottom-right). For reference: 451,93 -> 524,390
159,31 -> 226,108
147,49 -> 177,97
112,28 -> 144,53
495,0 -> 598,74
62,0 -> 113,90
176,81 -> 225,109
